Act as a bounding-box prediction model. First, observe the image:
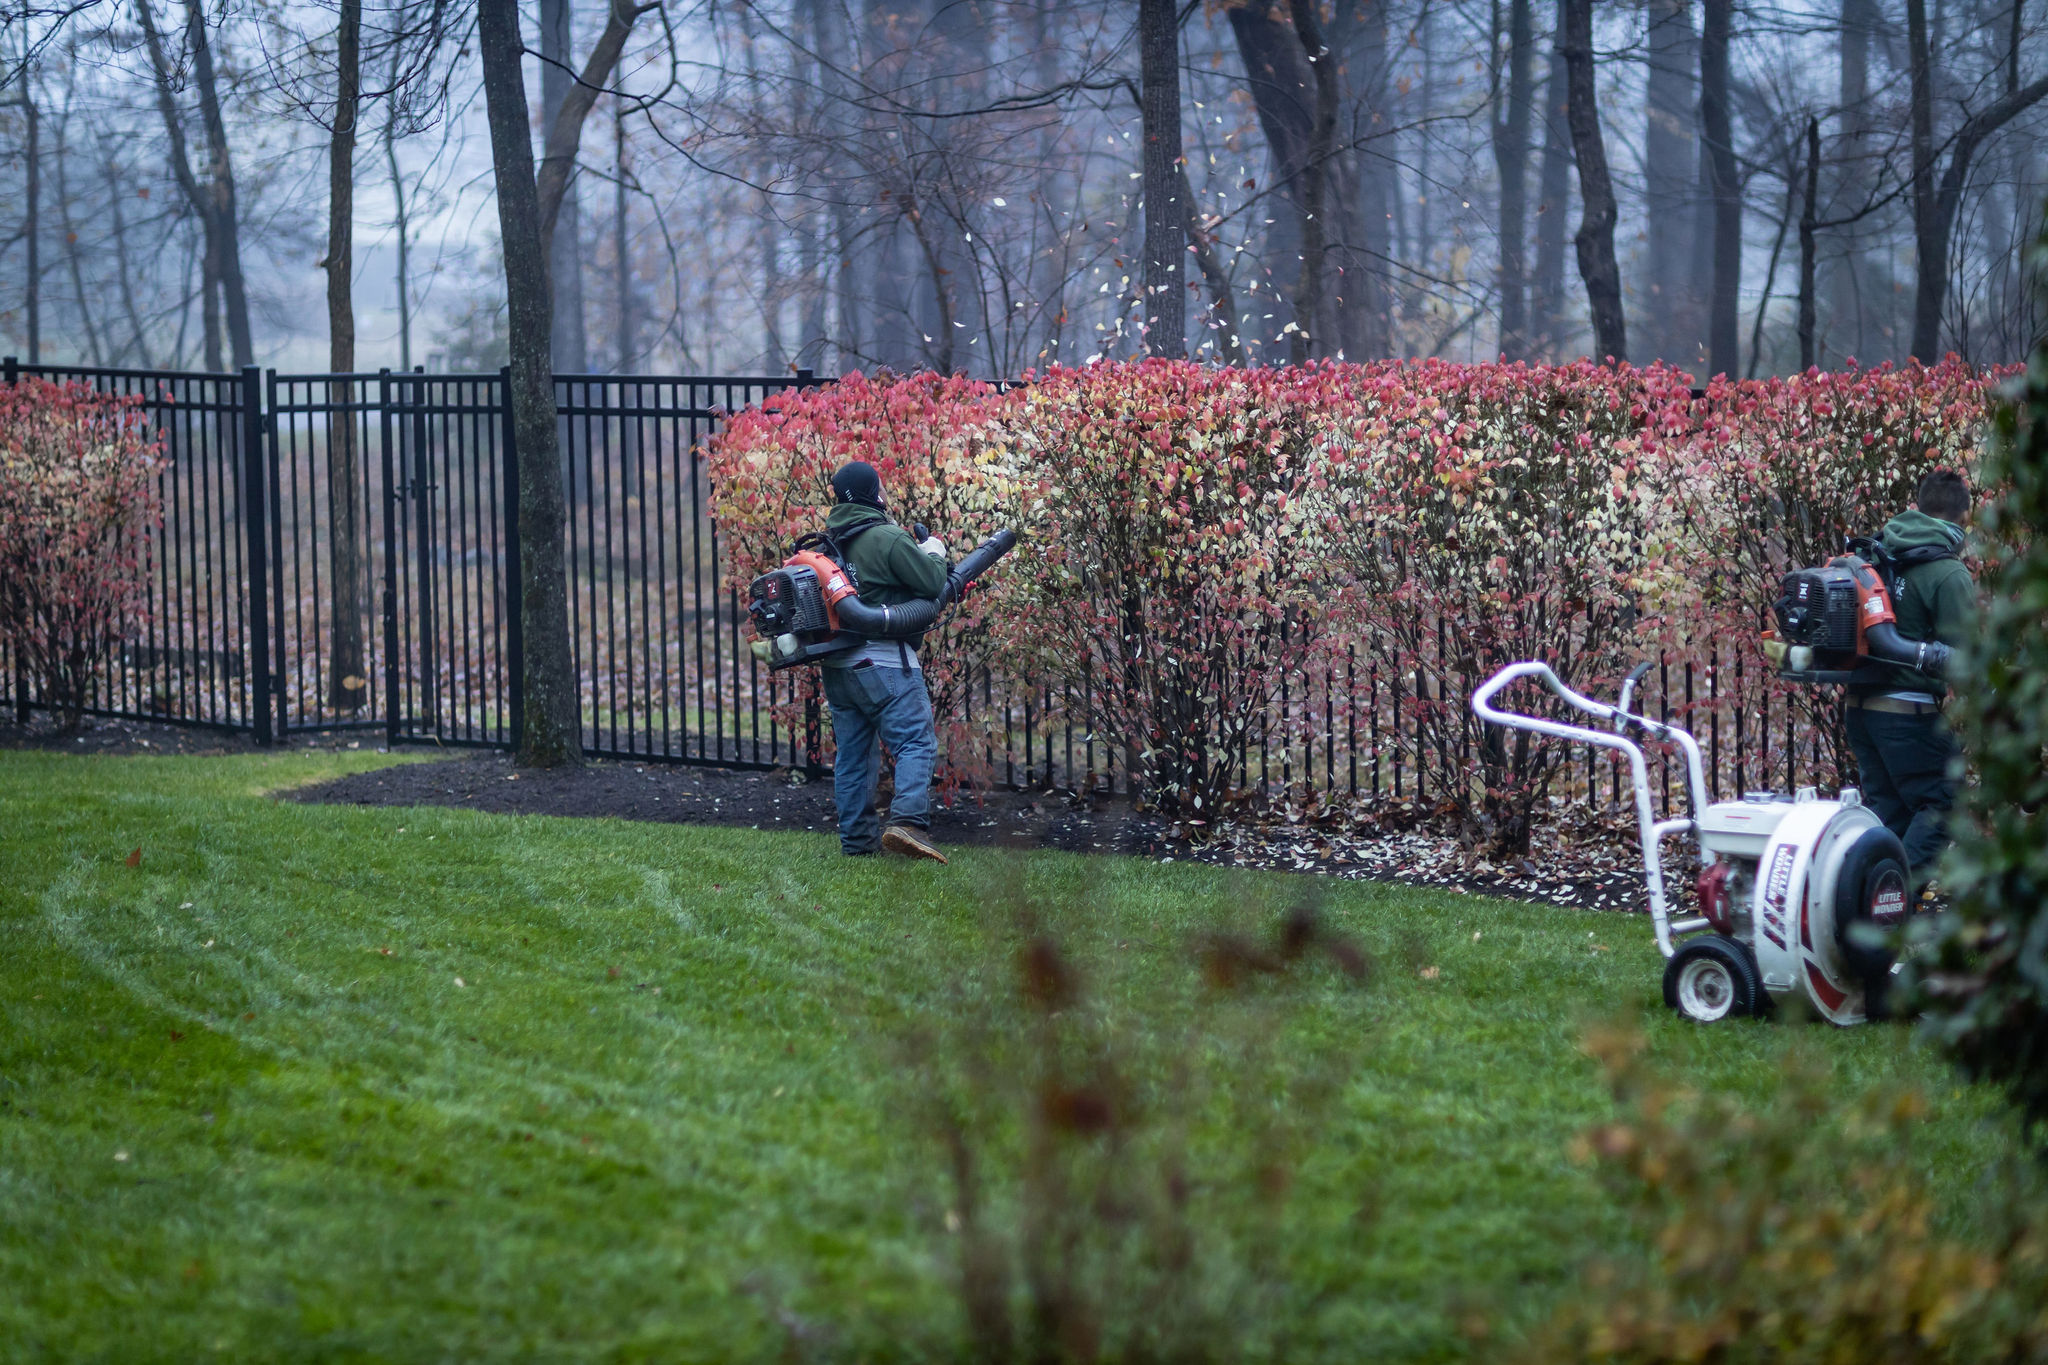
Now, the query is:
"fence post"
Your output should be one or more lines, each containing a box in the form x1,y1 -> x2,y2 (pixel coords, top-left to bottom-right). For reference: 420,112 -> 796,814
241,365 -> 273,745
6,358 -> 21,723
501,366 -> 523,749
405,369 -> 439,735
804,691 -> 823,780
380,370 -> 401,747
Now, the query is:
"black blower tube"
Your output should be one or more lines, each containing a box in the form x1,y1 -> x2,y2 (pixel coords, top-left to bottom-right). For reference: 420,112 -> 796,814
830,529 -> 1018,640
1863,621 -> 1952,680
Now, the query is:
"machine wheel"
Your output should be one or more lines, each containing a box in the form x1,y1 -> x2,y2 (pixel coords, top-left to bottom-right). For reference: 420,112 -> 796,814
1834,826 -> 1911,980
1662,936 -> 1766,1023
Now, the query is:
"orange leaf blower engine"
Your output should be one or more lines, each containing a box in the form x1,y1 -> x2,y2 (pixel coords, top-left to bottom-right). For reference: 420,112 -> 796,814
746,527 -> 1018,671
1766,537 -> 1953,685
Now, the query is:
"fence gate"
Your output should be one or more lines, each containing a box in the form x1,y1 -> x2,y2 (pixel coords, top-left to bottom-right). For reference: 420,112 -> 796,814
376,370 -> 518,750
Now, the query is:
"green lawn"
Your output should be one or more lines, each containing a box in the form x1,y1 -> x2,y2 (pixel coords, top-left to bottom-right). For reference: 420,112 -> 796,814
0,750 -> 2024,1363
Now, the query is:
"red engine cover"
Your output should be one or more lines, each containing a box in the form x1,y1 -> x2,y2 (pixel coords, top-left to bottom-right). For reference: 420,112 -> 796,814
1827,553 -> 1897,653
1697,859 -> 1735,934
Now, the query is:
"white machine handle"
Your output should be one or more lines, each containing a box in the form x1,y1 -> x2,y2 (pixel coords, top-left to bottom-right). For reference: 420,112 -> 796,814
1471,661 -> 1703,957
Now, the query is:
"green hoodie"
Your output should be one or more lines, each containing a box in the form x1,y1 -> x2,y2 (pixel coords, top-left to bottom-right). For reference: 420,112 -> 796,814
1865,508 -> 1975,697
824,503 -> 947,607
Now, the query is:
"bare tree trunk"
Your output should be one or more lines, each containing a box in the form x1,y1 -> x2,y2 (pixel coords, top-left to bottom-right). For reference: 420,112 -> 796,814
1492,0 -> 1535,359
1353,0 -> 1394,358
905,199 -> 956,373
1178,165 -> 1243,364
1799,116 -> 1819,370
1560,0 -> 1625,360
758,190 -> 783,369
202,262 -> 221,371
739,4 -> 782,371
1530,28 -> 1572,356
1292,0 -> 1339,362
135,0 -> 221,370
814,0 -> 858,369
1830,0 -> 1875,360
792,0 -> 827,368
479,0 -> 581,769
53,101 -> 104,366
1644,0 -> 1698,365
1699,0 -> 1740,378
16,83 -> 38,363
1746,150 -> 1795,379
183,0 -> 252,368
1906,0 -> 2048,360
1907,0 -> 1938,359
615,101 -> 635,372
1226,0 -> 1315,353
385,93 -> 412,370
101,139 -> 152,367
541,0 -> 587,375
1139,0 -> 1185,358
325,0 -> 364,712
612,103 -> 640,494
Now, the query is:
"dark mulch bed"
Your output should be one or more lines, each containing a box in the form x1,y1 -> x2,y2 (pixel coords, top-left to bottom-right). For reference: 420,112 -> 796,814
289,752 -> 1181,857
288,754 -> 1652,912
0,715 -> 381,757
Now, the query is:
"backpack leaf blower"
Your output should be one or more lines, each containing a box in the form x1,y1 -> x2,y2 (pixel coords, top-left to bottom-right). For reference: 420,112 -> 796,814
745,527 -> 1018,670
1473,661 -> 1911,1026
1765,536 -> 1953,685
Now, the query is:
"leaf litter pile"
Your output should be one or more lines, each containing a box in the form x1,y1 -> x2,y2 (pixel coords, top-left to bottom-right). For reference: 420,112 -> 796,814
292,755 -> 1654,913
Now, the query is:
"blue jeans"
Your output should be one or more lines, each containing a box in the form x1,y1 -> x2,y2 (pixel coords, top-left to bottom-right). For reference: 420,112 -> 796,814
822,662 -> 935,854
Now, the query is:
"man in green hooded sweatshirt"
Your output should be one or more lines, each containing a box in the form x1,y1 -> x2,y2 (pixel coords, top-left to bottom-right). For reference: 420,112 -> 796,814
1845,468 -> 1977,891
820,461 -> 952,862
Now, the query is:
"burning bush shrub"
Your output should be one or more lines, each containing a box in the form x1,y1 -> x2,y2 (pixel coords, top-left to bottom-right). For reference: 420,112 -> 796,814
0,377 -> 164,733
704,357 -> 2007,851
992,360 -> 1344,817
1323,359 -> 1696,853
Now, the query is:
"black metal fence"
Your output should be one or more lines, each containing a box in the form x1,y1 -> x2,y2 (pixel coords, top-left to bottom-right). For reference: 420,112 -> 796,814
5,359 -> 821,769
4,357 -> 1834,808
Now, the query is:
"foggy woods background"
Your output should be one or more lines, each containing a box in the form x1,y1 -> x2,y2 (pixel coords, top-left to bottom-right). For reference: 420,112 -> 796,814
2,0 -> 2044,380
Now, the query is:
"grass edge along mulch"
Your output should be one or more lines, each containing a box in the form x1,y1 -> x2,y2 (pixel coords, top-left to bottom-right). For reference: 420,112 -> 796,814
0,748 -> 2024,1363
288,750 -> 1652,912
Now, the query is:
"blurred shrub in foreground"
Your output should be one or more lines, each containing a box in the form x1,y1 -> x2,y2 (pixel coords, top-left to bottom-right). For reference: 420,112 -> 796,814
896,878 -> 1370,1364
1524,1023 -> 2048,1363
1913,213 -> 2048,1147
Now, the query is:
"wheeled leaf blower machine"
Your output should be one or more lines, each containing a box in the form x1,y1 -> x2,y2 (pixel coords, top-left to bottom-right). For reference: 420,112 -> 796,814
1468,540 -> 1944,1026
745,526 -> 1019,670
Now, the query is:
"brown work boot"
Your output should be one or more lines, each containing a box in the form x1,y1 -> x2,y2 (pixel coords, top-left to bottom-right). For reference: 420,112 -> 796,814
882,824 -> 949,864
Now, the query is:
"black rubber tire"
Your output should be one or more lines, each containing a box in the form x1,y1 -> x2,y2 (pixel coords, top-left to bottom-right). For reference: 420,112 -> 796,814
1830,825 -> 1910,1020
1662,936 -> 1766,1023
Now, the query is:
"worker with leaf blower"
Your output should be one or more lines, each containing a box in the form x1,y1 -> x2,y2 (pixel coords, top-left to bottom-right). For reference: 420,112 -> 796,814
1844,468 -> 1977,895
815,460 -> 952,864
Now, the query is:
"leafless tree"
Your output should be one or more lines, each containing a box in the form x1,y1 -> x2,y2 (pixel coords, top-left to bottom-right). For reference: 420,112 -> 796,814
1560,0 -> 1624,360
478,0 -> 651,767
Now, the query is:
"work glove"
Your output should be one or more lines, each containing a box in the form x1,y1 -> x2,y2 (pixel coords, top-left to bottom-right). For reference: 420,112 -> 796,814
918,534 -> 947,562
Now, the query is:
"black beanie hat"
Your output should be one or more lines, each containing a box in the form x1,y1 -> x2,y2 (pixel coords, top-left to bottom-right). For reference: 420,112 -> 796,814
830,460 -> 885,509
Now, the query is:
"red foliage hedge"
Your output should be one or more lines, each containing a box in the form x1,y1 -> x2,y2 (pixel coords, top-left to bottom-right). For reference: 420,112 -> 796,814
708,358 -> 2003,837
0,378 -> 165,732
